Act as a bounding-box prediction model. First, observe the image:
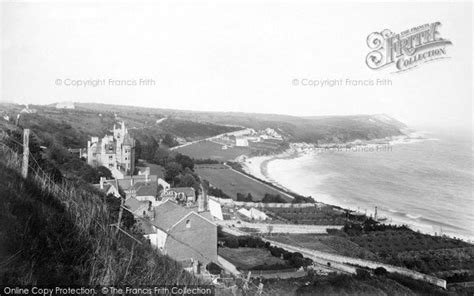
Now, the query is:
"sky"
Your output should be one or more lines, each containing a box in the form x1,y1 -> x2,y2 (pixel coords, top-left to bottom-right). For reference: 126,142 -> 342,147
1,1 -> 472,128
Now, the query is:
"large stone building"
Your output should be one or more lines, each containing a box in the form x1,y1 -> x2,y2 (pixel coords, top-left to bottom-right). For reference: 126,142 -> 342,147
87,122 -> 135,178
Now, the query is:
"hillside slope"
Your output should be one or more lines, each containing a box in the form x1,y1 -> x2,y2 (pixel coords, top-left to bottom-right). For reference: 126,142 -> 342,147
0,145 -> 199,286
75,103 -> 406,144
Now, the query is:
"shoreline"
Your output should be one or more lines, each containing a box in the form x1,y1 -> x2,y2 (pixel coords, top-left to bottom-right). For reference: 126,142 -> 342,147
239,135 -> 473,243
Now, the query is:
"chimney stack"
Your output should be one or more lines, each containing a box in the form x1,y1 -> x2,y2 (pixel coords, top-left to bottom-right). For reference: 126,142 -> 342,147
198,184 -> 207,212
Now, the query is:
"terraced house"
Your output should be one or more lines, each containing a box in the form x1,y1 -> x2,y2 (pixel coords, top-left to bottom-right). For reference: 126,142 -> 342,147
130,199 -> 218,267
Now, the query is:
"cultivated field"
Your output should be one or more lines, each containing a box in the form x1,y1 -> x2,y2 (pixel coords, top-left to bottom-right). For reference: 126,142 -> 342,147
196,164 -> 290,201
174,140 -> 250,160
268,231 -> 474,275
349,230 -> 470,255
218,247 -> 287,270
267,234 -> 378,260
267,206 -> 346,225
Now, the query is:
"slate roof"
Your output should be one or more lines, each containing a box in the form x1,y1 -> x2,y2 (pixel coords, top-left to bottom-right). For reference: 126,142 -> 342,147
117,175 -> 158,190
133,182 -> 158,197
124,197 -> 148,214
151,200 -> 192,231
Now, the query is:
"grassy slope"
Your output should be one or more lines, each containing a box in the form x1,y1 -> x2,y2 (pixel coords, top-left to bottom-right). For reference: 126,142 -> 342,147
2,102 -> 406,146
0,152 -> 199,286
75,103 -> 406,144
0,103 -> 241,149
176,141 -> 251,160
195,164 -> 290,201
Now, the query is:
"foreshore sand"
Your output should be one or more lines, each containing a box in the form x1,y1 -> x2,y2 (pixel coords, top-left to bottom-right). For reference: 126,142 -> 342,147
238,135 -> 473,242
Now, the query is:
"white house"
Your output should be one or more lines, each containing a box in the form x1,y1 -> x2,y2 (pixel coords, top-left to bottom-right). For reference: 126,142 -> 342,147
208,198 -> 224,220
235,137 -> 249,147
237,207 -> 268,220
237,208 -> 252,219
250,208 -> 268,220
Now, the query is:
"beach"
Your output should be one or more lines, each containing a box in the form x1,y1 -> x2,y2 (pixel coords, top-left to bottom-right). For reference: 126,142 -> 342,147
240,130 -> 474,242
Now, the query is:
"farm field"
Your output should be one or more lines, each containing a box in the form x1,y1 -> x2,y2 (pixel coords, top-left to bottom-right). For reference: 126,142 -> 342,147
347,230 -> 474,274
269,230 -> 474,276
348,230 -> 470,255
174,140 -> 250,160
218,247 -> 287,270
196,164 -> 291,201
266,206 -> 346,225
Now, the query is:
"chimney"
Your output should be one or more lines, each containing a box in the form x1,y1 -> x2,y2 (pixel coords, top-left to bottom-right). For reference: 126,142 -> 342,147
198,184 -> 206,212
100,177 -> 105,190
130,177 -> 134,186
145,168 -> 149,182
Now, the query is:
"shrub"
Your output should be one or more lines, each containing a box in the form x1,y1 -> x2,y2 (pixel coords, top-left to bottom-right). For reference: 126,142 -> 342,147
223,237 -> 239,248
206,262 -> 222,275
356,268 -> 371,280
374,267 -> 388,276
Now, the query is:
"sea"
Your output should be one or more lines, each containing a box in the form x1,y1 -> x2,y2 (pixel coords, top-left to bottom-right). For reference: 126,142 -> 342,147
264,127 -> 474,241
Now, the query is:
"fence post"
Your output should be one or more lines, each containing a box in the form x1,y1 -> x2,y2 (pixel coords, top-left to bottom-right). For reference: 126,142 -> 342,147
22,129 -> 30,179
116,197 -> 124,234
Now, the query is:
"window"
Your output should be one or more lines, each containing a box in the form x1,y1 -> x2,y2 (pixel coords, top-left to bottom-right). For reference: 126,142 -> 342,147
109,155 -> 113,160
186,220 -> 191,228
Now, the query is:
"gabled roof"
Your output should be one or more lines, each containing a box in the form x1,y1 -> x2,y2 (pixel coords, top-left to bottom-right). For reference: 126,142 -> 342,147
133,182 -> 158,197
117,175 -> 158,191
151,200 -> 192,231
124,197 -> 149,215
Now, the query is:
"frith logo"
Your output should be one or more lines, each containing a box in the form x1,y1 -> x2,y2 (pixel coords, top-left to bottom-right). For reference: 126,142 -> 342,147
366,22 -> 452,73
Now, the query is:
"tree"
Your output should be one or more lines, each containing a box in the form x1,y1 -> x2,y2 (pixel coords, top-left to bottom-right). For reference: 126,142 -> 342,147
246,193 -> 253,201
162,133 -> 178,148
97,166 -> 113,180
164,161 -> 182,183
236,193 -> 252,202
356,268 -> 371,280
206,262 -> 222,275
262,193 -> 286,203
174,153 -> 194,171
153,147 -> 169,165
374,267 -> 388,276
224,237 -> 239,248
178,173 -> 198,188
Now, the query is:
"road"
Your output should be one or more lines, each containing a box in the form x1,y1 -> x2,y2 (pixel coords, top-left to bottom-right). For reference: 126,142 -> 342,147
170,128 -> 249,151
